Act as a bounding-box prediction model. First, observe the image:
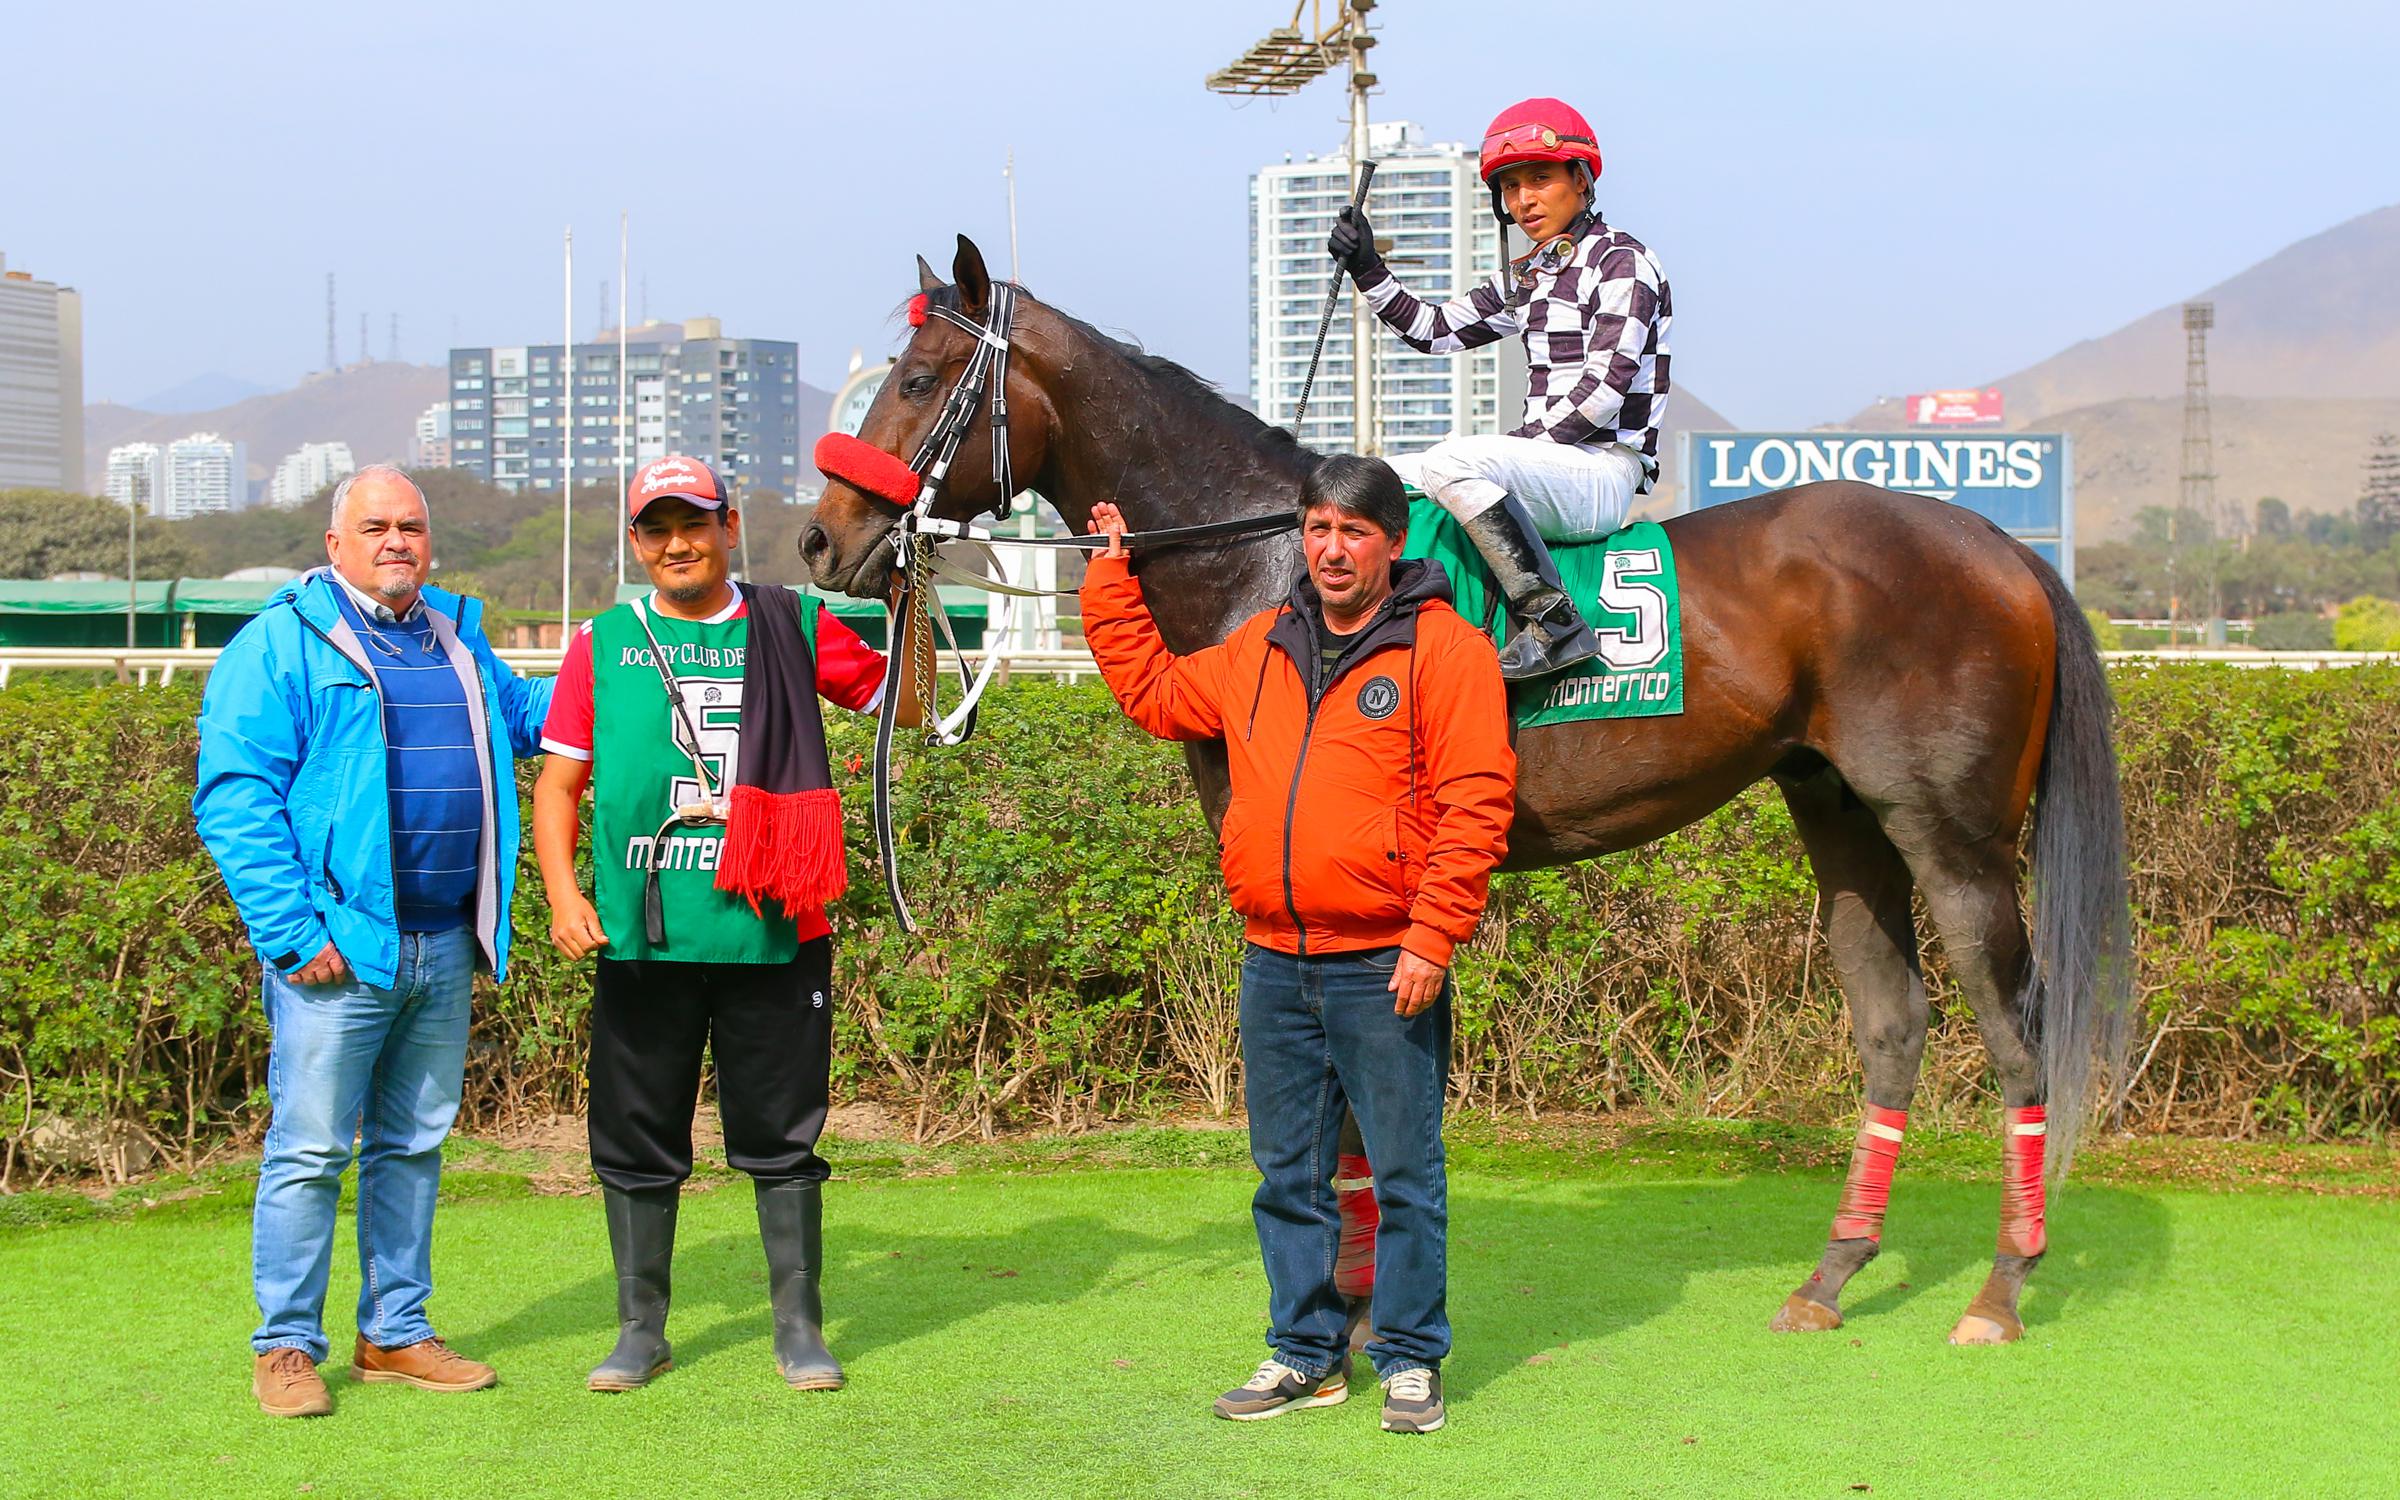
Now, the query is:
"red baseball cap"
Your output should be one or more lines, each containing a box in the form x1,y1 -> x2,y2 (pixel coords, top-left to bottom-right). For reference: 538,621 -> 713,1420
628,454 -> 730,518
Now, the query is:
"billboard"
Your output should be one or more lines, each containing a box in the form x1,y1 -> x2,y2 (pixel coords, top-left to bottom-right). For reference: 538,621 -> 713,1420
1676,430 -> 2074,584
1906,388 -> 2004,426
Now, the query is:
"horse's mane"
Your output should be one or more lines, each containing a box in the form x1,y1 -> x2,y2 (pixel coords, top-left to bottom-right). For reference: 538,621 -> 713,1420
904,282 -> 1311,466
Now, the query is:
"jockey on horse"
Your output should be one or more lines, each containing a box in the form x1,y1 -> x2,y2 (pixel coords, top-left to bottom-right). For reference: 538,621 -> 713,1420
1329,97 -> 1672,681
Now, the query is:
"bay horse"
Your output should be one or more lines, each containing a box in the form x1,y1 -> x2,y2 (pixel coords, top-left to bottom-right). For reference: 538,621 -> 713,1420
803,236 -> 2133,1346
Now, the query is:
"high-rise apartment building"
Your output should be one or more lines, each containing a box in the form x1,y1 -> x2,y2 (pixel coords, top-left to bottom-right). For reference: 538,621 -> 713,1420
163,433 -> 247,518
267,441 -> 357,508
409,402 -> 452,469
1249,123 -> 1516,457
0,252 -> 86,492
106,432 -> 248,518
446,318 -> 802,495
104,442 -> 167,517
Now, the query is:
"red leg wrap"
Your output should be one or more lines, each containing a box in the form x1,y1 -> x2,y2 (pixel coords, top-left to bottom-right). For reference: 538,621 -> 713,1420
2000,1105 -> 2048,1257
1333,1152 -> 1379,1300
1830,1105 -> 1908,1242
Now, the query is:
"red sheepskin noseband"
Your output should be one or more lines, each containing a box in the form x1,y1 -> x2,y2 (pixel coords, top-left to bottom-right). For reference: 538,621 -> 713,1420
813,431 -> 921,506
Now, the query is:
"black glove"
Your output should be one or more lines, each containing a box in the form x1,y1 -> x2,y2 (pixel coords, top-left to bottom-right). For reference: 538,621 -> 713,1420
1327,206 -> 1383,277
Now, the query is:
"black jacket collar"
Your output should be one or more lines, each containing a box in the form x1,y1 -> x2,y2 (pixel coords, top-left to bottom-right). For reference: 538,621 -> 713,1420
1265,558 -> 1453,704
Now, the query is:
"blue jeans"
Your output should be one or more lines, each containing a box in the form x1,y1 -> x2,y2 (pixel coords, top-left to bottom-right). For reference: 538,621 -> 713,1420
252,927 -> 476,1360
1240,943 -> 1450,1380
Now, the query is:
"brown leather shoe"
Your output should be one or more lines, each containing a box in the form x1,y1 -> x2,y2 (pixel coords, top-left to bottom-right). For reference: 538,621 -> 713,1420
352,1335 -> 497,1392
254,1348 -> 333,1418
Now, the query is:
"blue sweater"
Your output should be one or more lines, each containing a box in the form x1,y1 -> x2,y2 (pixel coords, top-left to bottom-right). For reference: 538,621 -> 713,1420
332,588 -> 483,931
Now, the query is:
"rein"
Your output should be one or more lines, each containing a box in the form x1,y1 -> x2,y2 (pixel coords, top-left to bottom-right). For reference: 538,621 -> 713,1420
831,286 -> 1296,932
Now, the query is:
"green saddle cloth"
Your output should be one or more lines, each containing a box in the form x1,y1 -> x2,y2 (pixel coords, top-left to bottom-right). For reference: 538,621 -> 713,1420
1399,496 -> 1685,725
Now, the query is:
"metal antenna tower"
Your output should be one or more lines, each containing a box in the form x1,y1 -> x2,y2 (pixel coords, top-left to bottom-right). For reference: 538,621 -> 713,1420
359,312 -> 370,365
325,274 -> 338,371
1207,0 -> 1382,455
2181,302 -> 2219,633
388,313 -> 399,362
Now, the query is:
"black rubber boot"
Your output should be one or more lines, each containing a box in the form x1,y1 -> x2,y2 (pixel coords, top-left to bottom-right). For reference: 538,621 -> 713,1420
756,1179 -> 845,1391
587,1186 -> 677,1391
1460,497 -> 1603,681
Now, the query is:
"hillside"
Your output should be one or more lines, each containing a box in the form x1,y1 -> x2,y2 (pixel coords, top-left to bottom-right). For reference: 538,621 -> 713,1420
85,361 -> 446,489
2048,395 -> 2400,540
1642,386 -> 1736,516
1849,202 -> 2400,430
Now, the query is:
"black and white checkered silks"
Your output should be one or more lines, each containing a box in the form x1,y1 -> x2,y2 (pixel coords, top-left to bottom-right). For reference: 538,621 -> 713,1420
1355,221 -> 1671,542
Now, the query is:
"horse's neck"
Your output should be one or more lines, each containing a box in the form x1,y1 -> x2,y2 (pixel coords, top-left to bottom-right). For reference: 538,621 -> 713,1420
1031,333 -> 1310,652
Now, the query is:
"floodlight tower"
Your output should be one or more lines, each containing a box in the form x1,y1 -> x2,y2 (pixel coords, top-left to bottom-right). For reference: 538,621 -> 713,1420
1207,0 -> 1382,453
2181,301 -> 2220,636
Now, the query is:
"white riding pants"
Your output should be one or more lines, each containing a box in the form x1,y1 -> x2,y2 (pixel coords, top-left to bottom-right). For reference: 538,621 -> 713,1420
1387,434 -> 1643,543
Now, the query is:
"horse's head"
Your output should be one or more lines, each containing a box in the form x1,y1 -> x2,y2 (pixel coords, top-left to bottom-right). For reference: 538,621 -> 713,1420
802,235 -> 1057,597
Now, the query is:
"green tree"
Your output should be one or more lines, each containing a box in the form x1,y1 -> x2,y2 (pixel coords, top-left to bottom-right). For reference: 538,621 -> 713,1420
2331,595 -> 2400,652
0,489 -> 196,580
2255,496 -> 2292,538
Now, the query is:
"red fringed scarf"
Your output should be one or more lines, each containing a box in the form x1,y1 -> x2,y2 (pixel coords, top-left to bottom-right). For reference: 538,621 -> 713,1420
713,584 -> 849,917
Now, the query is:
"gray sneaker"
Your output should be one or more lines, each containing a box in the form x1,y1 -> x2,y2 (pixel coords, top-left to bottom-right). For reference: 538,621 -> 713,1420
1212,1357 -> 1350,1420
1380,1366 -> 1444,1433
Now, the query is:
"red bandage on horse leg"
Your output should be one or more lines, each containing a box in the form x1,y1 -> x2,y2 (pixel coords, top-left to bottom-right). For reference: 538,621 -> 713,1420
1830,1104 -> 1908,1242
812,431 -> 920,506
1333,1153 -> 1379,1300
2000,1105 -> 2048,1257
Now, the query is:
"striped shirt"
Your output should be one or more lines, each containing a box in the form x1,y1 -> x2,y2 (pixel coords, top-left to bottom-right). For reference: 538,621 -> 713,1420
331,584 -> 484,932
1353,217 -> 1672,486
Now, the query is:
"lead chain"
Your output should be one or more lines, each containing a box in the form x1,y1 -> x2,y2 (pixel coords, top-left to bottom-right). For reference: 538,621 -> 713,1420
910,547 -> 938,744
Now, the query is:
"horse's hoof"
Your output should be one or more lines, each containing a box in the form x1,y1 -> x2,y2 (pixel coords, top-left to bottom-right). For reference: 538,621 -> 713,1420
1771,1293 -> 1843,1333
1947,1311 -> 2023,1345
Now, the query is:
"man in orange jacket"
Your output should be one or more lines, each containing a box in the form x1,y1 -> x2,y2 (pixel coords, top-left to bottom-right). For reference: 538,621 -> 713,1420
1083,455 -> 1515,1436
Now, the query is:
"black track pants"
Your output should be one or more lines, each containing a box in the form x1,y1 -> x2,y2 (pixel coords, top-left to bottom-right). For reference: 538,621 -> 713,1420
587,938 -> 833,1193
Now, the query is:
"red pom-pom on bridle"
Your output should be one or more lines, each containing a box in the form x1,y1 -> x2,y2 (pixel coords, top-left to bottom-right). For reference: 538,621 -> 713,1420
907,293 -> 930,327
813,431 -> 920,507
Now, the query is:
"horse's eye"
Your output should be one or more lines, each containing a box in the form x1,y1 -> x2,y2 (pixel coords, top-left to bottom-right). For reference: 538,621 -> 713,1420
903,373 -> 938,398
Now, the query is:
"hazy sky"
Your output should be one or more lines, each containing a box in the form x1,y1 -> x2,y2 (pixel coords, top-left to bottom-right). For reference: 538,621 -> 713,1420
5,1 -> 2394,427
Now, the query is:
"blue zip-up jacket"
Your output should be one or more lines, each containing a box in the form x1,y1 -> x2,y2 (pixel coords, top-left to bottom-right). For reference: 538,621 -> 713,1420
194,569 -> 554,988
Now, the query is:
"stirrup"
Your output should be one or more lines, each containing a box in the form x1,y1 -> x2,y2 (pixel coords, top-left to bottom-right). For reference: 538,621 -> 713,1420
1498,597 -> 1601,681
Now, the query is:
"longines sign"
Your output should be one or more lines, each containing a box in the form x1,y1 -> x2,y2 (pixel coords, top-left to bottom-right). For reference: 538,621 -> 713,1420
1677,430 -> 2074,580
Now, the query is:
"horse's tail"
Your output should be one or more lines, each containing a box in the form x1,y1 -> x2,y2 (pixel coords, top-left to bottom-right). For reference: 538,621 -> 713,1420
2020,553 -> 2136,1180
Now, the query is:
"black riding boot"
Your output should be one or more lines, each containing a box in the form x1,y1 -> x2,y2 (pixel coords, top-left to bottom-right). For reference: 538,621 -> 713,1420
1461,496 -> 1602,681
587,1186 -> 677,1391
756,1179 -> 845,1390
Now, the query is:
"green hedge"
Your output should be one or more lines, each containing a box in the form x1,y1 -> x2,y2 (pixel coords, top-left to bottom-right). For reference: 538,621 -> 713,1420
2,664 -> 2395,1182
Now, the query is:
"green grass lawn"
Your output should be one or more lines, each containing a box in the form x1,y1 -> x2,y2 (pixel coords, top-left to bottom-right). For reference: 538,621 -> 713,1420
2,1123 -> 2394,1499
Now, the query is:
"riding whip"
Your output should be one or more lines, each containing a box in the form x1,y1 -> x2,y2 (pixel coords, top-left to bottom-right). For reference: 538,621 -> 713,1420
1291,158 -> 1378,435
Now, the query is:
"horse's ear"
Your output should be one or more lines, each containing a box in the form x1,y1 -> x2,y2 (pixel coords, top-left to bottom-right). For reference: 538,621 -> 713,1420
952,235 -> 992,314
916,255 -> 942,293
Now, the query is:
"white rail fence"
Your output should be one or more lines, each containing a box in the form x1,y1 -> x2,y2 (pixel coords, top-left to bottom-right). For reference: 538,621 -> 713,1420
1,646 -> 2395,691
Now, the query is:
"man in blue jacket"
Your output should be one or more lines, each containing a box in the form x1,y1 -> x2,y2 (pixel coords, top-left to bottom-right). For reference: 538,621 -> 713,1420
195,466 -> 552,1418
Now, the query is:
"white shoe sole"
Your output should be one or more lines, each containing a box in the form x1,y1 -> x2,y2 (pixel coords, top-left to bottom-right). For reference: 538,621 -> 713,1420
1216,1382 -> 1349,1420
1382,1410 -> 1446,1433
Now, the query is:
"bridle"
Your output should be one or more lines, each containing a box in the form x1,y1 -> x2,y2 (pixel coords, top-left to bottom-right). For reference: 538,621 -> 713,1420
825,282 -> 1297,933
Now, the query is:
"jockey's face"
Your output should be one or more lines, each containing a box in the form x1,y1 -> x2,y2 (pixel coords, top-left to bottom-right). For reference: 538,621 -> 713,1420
1496,160 -> 1585,242
1302,504 -> 1404,629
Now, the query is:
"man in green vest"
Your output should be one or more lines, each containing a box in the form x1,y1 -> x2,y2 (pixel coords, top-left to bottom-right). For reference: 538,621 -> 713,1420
533,454 -> 919,1393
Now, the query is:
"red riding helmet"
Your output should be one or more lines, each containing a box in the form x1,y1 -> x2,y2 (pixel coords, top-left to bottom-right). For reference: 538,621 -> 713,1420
1479,97 -> 1603,224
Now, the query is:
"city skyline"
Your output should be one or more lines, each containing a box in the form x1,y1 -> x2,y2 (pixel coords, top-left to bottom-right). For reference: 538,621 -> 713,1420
4,3 -> 2397,432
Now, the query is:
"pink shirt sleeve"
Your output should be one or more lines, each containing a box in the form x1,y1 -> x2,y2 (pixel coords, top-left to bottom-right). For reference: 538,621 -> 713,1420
540,621 -> 596,759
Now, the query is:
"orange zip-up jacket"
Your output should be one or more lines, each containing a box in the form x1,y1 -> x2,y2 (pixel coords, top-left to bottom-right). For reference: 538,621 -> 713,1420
1081,553 -> 1515,966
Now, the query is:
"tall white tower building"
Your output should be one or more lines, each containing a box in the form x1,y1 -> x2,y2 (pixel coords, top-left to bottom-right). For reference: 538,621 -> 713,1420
0,251 -> 85,492
105,443 -> 169,517
163,432 -> 247,518
267,441 -> 357,508
1249,122 -> 1516,457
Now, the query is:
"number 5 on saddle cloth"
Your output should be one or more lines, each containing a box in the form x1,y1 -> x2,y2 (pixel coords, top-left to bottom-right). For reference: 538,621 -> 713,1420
1399,494 -> 1687,725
